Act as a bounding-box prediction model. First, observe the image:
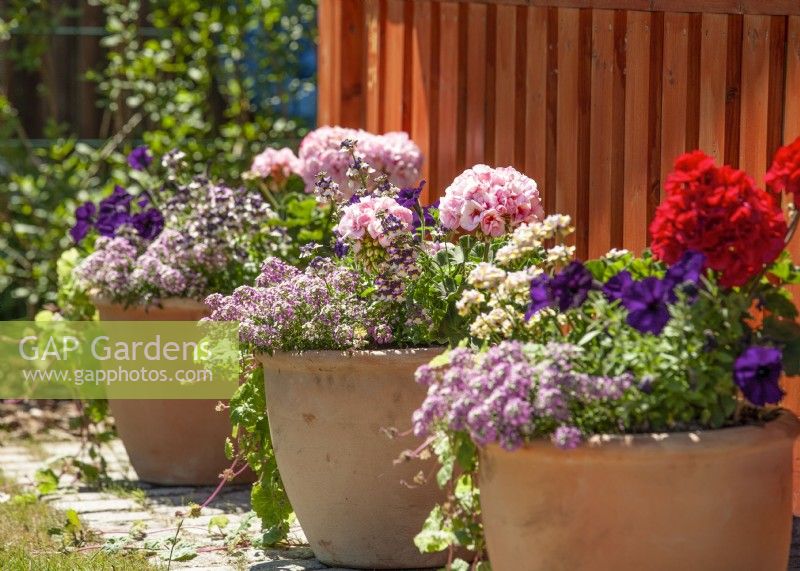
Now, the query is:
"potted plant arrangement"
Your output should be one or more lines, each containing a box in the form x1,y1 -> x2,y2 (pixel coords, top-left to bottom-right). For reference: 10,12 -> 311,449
68,146 -> 289,485
411,142 -> 800,570
206,135 -> 546,567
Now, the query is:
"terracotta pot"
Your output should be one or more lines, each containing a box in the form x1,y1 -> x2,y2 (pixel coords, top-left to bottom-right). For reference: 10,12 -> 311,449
94,298 -> 250,486
479,411 -> 800,571
256,349 -> 449,569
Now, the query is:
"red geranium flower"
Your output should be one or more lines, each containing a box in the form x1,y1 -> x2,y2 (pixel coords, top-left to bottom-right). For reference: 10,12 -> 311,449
766,136 -> 800,200
650,151 -> 787,288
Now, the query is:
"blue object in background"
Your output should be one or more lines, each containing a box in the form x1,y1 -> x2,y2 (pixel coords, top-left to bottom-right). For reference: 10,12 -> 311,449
240,1 -> 317,127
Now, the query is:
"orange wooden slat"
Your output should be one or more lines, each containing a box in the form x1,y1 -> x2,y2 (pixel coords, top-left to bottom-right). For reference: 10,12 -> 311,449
410,1 -> 434,201
465,3 -> 488,167
698,13 -> 728,161
556,8 -> 581,245
524,6 -> 549,191
623,11 -> 658,253
365,0 -> 384,133
766,16 -> 787,161
660,12 -> 691,197
785,16 -> 800,281
317,0 -> 335,126
494,4 -> 518,166
588,9 -> 624,258
383,0 -> 406,131
438,2 -> 461,188
739,14 -> 772,185
339,0 -> 367,128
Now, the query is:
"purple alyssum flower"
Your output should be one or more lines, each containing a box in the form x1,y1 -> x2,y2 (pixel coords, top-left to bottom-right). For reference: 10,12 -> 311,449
551,425 -> 582,450
733,346 -> 784,406
127,145 -> 153,171
621,277 -> 671,335
70,201 -> 96,243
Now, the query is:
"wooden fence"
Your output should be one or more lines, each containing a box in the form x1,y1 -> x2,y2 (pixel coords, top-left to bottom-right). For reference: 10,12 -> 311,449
317,0 -> 800,261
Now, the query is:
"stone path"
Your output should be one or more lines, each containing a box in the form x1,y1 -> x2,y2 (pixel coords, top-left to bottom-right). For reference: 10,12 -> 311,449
0,439 -> 357,570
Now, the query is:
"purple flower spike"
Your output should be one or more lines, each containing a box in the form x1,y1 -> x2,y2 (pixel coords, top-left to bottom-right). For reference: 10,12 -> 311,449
733,346 -> 784,406
550,261 -> 594,312
602,270 -> 633,302
333,239 -> 349,258
127,145 -> 153,171
70,201 -> 96,243
622,277 -> 671,335
525,274 -> 553,319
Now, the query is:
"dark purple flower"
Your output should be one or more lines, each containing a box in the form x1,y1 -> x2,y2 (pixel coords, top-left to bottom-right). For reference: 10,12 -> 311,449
525,274 -> 553,319
602,270 -> 633,302
127,145 -> 153,171
665,250 -> 706,286
347,194 -> 361,205
95,186 -> 133,237
550,261 -> 594,312
396,180 -> 426,209
622,277 -> 671,335
665,250 -> 706,302
333,239 -> 349,258
131,208 -> 164,240
733,346 -> 784,406
137,196 -> 150,208
70,201 -> 96,243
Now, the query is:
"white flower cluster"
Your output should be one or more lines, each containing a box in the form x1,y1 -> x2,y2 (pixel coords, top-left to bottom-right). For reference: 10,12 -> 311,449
495,214 -> 574,267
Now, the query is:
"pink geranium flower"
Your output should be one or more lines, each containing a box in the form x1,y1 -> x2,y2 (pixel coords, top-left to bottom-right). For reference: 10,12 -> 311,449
439,165 -> 544,236
336,196 -> 415,249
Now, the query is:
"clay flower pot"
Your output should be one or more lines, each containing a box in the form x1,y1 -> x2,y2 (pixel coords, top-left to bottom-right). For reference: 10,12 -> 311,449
479,411 -> 800,571
94,298 -> 249,486
256,348 -> 449,569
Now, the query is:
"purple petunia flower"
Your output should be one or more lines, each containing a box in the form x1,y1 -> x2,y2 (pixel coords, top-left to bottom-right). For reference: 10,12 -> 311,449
733,346 -> 784,406
70,201 -> 96,243
665,250 -> 706,302
127,145 -> 153,171
665,250 -> 706,287
396,180 -> 426,209
95,186 -> 133,237
550,261 -> 594,312
131,208 -> 164,240
622,277 -> 671,335
525,274 -> 553,319
602,270 -> 633,302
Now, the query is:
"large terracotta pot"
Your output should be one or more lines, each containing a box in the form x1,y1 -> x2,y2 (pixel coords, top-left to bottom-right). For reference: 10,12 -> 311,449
256,349 -> 449,569
94,298 -> 248,486
479,411 -> 800,571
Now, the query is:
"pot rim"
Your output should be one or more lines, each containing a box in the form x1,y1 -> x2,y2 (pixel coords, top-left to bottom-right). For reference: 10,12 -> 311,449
483,409 -> 800,456
91,295 -> 208,312
255,346 -> 444,359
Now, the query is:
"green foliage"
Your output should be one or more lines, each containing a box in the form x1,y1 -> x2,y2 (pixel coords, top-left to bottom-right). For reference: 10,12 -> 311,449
229,365 -> 293,545
0,0 -> 317,319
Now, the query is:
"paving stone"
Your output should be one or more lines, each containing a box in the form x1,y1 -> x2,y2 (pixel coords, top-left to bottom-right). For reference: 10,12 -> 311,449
80,510 -> 155,525
50,497 -> 141,513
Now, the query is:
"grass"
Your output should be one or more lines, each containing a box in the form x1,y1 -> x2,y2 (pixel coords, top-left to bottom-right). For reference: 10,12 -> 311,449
0,472 -> 159,570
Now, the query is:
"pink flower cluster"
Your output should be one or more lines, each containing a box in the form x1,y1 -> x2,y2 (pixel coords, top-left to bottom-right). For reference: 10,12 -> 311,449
439,165 -> 544,236
246,147 -> 301,184
336,196 -> 414,248
297,125 -> 423,195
